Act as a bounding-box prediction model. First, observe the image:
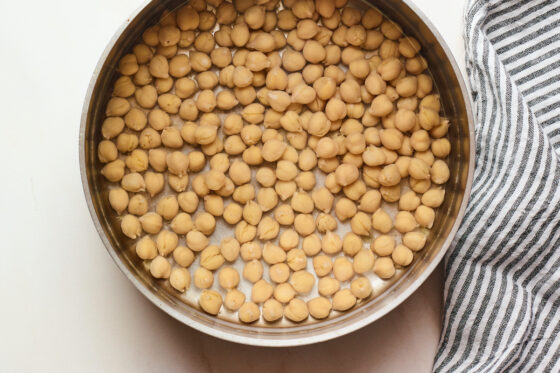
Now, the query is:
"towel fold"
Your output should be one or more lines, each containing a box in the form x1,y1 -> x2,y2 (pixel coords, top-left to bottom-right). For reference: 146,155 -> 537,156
433,0 -> 560,371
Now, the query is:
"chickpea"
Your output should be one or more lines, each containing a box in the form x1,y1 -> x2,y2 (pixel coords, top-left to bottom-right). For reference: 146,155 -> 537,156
113,76 -> 135,98
400,157 -> 427,180
291,213 -> 313,236
108,187 -> 129,215
150,256 -> 171,279
121,214 -> 142,239
176,5 -> 199,30
356,190 -> 381,215
166,151 -> 189,177
284,249 -> 305,272
282,49 -> 306,72
217,177 -> 235,197
178,99 -> 198,122
410,177 -> 432,194
268,262 -> 290,284
394,109 -> 416,133
322,98 -> 347,123
232,183 -> 256,204
302,64 -> 323,84
332,25 -> 348,47
335,197 -> 357,222
193,267 -> 215,290
141,26 -> 159,46
332,256 -> 353,282
314,137 -> 337,159
195,89 -> 216,113
310,78 -> 335,104
269,205 -> 293,228
199,290 -> 222,315
346,25 -> 366,47
316,278 -> 339,299
200,245 -> 224,271
295,148 -> 315,172
167,267 -> 190,292
153,195 -> 177,220
257,216 -> 280,240
133,64 -> 152,86
224,135 -> 246,155
371,234 -> 394,257
392,244 -> 414,267
244,52 -> 270,74
271,283 -> 294,304
186,230 -> 209,252
172,246 -> 194,268
332,289 -> 356,311
349,247 -> 374,274
121,172 -> 145,193
235,220 -> 257,243
260,139 -> 286,163
175,192 -> 197,214
334,163 -> 359,187
154,230 -> 178,257
413,205 -> 434,229
242,259 -> 263,283
118,54 -> 139,76
225,289 -> 246,311
260,298 -> 283,322
168,212 -> 192,235
372,208 -> 392,233
193,212 -> 216,235
374,257 -> 395,279
277,8 -> 296,30
430,159 -> 450,184
420,189 -> 444,209
393,192 -> 418,213
312,254 -> 332,277
401,232 -> 426,252
284,298 -> 309,323
290,84 -> 315,105
208,48 -> 231,70
138,212 -> 162,235
350,212 -> 372,236
179,30 -> 196,48
336,233 -> 361,259
316,232 -> 341,257
135,236 -> 157,260
349,276 -> 372,299
101,117 -> 124,140
237,301 -> 260,323
196,10 -> 216,31
395,211 -> 418,233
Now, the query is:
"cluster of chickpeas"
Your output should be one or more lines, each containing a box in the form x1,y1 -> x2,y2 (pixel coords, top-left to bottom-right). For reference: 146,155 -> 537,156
98,0 -> 451,323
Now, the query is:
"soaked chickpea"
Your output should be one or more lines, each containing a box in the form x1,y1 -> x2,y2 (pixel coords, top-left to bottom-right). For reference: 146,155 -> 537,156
150,256 -> 171,279
225,289 -> 246,311
135,236 -> 157,260
372,208 -> 393,233
282,298 -> 308,323
335,198 -> 357,222
392,244 -> 414,267
199,290 -> 223,315
332,289 -> 357,311
100,3 -> 452,323
374,257 -> 395,279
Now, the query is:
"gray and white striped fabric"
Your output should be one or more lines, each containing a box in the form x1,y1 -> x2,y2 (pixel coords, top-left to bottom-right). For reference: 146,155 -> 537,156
433,0 -> 560,371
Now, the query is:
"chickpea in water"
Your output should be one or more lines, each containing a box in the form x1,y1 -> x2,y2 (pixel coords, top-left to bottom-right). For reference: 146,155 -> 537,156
99,0 -> 452,324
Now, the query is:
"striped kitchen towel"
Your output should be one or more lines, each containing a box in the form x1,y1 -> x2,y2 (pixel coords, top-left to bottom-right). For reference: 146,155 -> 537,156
433,0 -> 560,372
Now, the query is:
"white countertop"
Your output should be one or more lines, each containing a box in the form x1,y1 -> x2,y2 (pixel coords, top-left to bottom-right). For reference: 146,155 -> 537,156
0,0 -> 466,371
